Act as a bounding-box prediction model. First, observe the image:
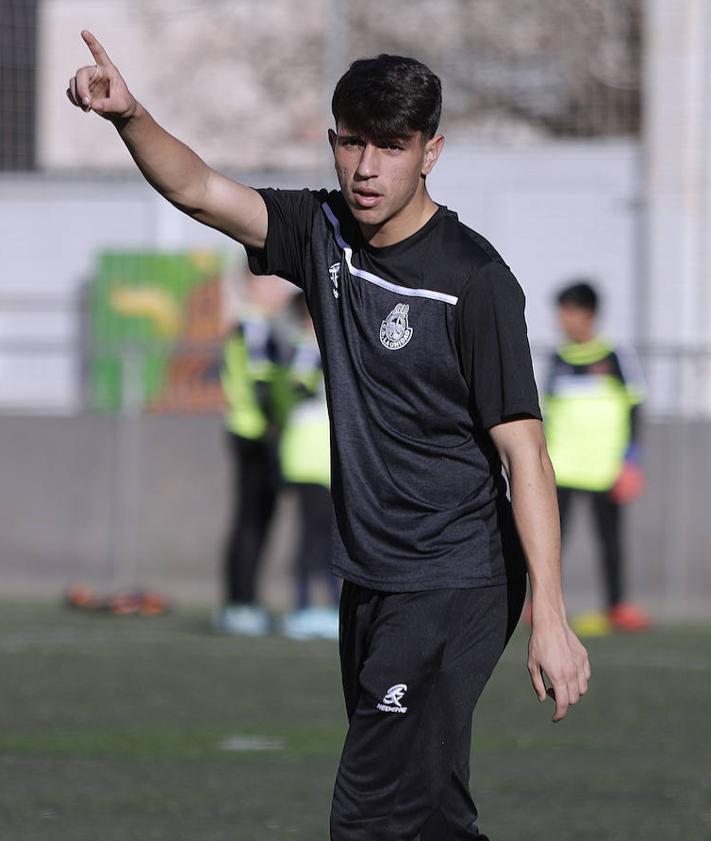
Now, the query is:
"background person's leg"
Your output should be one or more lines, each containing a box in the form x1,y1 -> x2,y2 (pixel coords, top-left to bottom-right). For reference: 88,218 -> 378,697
291,483 -> 311,610
293,483 -> 333,608
226,437 -> 277,605
591,491 -> 623,609
556,485 -> 574,540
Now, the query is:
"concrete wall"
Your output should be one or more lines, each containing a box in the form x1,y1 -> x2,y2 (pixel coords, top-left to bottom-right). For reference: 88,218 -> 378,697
644,0 -> 711,414
0,413 -> 708,618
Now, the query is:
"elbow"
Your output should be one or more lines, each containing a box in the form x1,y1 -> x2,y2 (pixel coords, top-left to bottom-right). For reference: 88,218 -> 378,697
165,165 -> 212,218
504,429 -> 555,487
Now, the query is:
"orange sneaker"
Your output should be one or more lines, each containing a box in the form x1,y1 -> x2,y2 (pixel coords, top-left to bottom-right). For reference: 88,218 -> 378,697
608,602 -> 651,632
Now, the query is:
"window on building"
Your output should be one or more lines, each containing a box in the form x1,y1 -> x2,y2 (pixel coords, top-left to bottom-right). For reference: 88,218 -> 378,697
0,0 -> 38,171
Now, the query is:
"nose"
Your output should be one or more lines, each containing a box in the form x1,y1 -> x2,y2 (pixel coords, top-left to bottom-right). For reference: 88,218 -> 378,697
355,143 -> 378,180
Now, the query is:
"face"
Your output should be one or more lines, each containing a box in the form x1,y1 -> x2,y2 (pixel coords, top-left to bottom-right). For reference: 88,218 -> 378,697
558,303 -> 596,343
328,123 -> 443,234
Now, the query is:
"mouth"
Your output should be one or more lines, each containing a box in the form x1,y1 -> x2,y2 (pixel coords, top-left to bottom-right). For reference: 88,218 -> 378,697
352,189 -> 383,209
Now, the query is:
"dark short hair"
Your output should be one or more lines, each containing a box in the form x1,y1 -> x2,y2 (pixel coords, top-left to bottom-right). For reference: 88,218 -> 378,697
557,281 -> 599,313
331,54 -> 442,141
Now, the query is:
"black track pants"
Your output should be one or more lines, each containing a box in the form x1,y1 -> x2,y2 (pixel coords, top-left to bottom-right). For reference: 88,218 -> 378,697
223,433 -> 278,605
291,482 -> 337,609
331,576 -> 524,841
557,485 -> 624,609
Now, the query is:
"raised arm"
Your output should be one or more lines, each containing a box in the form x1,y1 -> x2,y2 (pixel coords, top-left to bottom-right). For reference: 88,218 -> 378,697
67,31 -> 267,249
488,417 -> 591,722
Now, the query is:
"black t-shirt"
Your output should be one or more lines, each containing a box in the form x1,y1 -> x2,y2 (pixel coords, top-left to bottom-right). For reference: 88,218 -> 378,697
247,188 -> 540,591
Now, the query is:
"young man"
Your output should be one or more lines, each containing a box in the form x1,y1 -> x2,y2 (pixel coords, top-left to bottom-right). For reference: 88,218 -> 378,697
545,281 -> 649,635
68,33 -> 590,840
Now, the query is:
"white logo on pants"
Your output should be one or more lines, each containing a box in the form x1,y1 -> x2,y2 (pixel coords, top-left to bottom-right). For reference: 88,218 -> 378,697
377,683 -> 408,713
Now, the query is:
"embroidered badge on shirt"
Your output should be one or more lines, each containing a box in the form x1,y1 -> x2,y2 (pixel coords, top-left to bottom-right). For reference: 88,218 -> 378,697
380,303 -> 413,350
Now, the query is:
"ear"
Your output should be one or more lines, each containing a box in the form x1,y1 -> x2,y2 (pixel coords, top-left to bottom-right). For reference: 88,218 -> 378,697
421,134 -> 444,176
328,128 -> 338,154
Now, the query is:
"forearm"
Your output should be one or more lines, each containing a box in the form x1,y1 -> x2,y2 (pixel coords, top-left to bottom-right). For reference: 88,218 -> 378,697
507,441 -> 566,619
70,32 -> 267,246
115,102 -> 210,214
489,418 -> 589,719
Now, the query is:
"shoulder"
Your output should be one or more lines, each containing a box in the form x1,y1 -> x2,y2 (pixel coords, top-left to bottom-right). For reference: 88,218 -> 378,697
257,186 -> 332,220
457,257 -> 526,314
438,213 -> 506,268
434,213 -> 521,300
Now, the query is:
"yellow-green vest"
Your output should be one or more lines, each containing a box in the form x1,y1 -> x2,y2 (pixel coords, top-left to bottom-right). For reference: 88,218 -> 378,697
222,317 -> 287,439
544,338 -> 643,491
279,336 -> 330,487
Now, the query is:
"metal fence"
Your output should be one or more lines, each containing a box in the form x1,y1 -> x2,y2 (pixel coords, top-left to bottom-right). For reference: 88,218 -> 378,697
0,316 -> 709,615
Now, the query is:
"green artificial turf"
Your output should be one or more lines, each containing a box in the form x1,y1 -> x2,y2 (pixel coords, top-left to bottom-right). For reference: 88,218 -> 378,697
0,602 -> 709,840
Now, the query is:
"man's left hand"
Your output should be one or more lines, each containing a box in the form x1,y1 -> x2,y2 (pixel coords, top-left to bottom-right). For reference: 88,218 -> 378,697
527,614 -> 591,722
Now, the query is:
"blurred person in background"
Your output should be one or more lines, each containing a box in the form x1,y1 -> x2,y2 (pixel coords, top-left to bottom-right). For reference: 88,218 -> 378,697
215,271 -> 291,636
68,33 -> 590,841
544,281 -> 650,635
280,293 -> 340,641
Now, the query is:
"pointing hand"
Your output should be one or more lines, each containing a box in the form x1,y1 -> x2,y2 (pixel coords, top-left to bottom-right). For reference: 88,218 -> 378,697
66,31 -> 136,121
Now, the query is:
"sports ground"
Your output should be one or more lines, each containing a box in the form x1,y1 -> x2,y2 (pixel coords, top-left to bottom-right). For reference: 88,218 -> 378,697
1,602 -> 709,841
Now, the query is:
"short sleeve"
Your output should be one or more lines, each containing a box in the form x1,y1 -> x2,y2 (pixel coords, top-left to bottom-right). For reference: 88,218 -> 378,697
245,188 -> 320,288
455,260 -> 541,429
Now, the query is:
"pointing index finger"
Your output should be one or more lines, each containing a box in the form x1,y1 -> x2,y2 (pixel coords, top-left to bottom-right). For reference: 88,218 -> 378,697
81,30 -> 112,68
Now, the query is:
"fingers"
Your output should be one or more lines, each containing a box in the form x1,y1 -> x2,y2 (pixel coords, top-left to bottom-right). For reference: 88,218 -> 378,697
578,651 -> 591,696
75,65 -> 100,106
528,661 -> 547,702
68,65 -> 105,113
81,30 -> 113,68
550,656 -> 590,721
529,628 -> 592,723
550,680 -> 570,722
67,76 -> 89,111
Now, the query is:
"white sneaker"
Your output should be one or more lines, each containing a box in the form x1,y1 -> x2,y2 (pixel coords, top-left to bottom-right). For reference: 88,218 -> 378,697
212,605 -> 272,637
282,606 -> 339,641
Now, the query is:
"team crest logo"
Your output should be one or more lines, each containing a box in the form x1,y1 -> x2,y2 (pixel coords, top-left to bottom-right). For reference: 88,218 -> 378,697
380,303 -> 413,350
329,262 -> 340,299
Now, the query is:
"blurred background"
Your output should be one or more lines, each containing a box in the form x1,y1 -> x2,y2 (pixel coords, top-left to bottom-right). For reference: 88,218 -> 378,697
1,3 -> 710,841
2,0 -> 709,617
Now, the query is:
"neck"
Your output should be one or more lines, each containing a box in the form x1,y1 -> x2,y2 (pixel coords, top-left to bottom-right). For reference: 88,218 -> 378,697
359,187 -> 439,248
